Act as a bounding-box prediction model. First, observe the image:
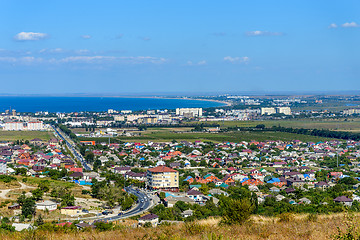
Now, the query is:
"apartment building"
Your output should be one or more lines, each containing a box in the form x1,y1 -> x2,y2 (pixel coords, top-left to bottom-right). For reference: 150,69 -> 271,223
147,165 -> 179,192
176,108 -> 203,117
27,121 -> 44,130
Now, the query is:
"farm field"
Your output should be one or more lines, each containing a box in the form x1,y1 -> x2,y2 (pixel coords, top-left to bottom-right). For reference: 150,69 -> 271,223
190,119 -> 360,132
0,131 -> 54,141
79,128 -> 336,143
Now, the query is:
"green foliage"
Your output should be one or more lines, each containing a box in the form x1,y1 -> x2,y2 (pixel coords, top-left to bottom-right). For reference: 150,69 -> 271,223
221,198 -> 255,225
31,188 -> 44,201
35,215 -> 44,226
0,175 -> 16,183
19,195 -> 36,218
94,222 -> 113,231
15,168 -> 28,176
0,223 -> 15,232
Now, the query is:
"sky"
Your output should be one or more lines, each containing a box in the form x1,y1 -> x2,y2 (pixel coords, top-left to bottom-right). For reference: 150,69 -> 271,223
0,0 -> 359,95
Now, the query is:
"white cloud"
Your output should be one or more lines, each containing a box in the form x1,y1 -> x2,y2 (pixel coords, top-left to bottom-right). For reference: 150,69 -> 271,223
186,60 -> 207,66
342,22 -> 359,28
81,35 -> 92,39
328,23 -> 338,28
39,48 -> 64,54
0,55 -> 167,66
246,31 -> 283,36
14,32 -> 48,41
223,56 -> 249,63
0,56 -> 43,64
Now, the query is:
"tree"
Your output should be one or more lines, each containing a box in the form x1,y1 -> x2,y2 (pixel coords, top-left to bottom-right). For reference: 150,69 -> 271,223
15,168 -> 27,176
61,193 -> 75,207
31,188 -> 44,201
221,198 -> 255,225
159,192 -> 166,201
38,181 -> 50,192
35,215 -> 44,226
21,197 -> 36,218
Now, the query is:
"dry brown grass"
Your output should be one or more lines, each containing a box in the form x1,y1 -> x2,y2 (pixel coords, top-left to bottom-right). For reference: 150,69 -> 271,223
0,213 -> 356,240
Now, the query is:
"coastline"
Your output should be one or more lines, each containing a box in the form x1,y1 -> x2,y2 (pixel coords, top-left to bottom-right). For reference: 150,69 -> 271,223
99,95 -> 231,108
0,96 -> 227,112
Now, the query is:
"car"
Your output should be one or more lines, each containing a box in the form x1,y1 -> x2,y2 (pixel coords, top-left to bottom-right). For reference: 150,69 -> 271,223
140,207 -> 143,210
141,200 -> 144,203
118,212 -> 123,216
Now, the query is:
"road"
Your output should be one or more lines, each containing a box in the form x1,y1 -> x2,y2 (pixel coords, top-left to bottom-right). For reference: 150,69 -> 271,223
51,125 -> 92,171
98,187 -> 152,222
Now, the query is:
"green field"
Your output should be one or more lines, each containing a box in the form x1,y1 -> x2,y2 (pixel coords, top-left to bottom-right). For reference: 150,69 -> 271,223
190,119 -> 360,132
79,127 -> 336,143
0,131 -> 54,141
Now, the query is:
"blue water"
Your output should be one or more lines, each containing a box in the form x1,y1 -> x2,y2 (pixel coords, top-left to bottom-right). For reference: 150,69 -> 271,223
0,97 -> 224,113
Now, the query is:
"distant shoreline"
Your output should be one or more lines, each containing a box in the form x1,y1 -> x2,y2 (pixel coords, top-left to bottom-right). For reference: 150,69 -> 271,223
0,96 -> 225,112
0,95 -> 230,108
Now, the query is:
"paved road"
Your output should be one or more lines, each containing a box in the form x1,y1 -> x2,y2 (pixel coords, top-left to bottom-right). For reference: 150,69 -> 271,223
51,125 -> 92,171
96,187 -> 152,222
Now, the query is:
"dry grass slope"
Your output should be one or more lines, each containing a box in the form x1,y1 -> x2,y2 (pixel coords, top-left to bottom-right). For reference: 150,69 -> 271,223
0,213 -> 358,240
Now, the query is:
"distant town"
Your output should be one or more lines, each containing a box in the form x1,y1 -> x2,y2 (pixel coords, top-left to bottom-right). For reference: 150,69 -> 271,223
0,94 -> 360,232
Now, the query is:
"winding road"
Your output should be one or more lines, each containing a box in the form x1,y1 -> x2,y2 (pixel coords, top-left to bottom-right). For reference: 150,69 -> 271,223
95,187 -> 153,222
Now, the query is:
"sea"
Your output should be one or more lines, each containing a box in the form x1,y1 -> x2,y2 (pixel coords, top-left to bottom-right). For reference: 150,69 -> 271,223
0,96 -> 224,113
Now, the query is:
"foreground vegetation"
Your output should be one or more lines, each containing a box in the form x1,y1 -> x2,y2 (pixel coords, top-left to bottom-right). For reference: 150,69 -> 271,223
0,213 -> 359,239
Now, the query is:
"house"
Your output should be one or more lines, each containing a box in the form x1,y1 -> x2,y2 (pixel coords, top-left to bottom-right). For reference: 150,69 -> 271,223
138,213 -> 159,227
181,209 -> 194,218
208,188 -> 229,196
75,222 -> 95,230
113,166 -> 131,174
12,223 -> 35,231
242,179 -> 264,186
187,189 -> 205,202
299,197 -> 311,204
315,181 -> 330,190
269,187 -> 280,193
334,196 -> 353,206
36,200 -> 57,211
61,206 -> 82,216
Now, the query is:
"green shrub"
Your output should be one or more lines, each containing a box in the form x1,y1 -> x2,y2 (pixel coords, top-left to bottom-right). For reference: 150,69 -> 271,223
278,213 -> 294,222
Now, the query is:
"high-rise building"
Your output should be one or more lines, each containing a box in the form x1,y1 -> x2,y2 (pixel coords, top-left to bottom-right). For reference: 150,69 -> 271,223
147,165 -> 179,192
276,107 -> 292,115
261,107 -> 276,115
176,108 -> 203,117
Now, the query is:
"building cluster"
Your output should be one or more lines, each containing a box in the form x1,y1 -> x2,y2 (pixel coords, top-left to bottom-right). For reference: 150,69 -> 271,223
261,107 -> 292,115
0,137 -> 83,177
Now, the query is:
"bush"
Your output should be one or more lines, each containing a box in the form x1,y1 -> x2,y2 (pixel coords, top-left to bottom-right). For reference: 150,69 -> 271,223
0,175 -> 16,183
278,213 -> 294,222
221,198 -> 255,225
94,222 -> 113,231
143,222 -> 152,228
307,213 -> 318,222
184,222 -> 205,235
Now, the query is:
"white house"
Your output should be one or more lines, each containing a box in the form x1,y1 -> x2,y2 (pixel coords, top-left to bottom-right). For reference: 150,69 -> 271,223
36,200 -> 58,211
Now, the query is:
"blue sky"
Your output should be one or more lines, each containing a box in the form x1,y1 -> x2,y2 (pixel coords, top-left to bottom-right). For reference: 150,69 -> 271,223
1,0 -> 359,95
